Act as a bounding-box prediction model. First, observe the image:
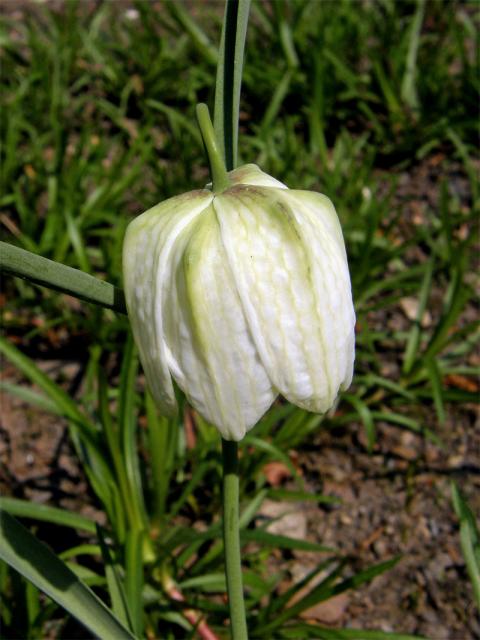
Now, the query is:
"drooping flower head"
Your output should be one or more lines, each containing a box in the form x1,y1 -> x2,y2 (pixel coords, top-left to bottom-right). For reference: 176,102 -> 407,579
123,164 -> 355,441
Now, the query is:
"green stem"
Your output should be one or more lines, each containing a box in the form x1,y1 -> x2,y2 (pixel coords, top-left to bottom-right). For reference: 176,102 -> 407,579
0,241 -> 126,314
196,103 -> 230,193
222,439 -> 248,640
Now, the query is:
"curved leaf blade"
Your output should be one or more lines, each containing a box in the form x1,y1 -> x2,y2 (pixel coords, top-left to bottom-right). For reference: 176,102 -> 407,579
0,510 -> 134,640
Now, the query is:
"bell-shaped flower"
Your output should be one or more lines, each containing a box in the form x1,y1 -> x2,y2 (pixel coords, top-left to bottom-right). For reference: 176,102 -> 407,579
123,164 -> 355,441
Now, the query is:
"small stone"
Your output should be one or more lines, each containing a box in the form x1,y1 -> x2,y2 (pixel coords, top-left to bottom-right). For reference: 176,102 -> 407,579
300,593 -> 349,623
447,454 -> 464,468
373,538 -> 388,557
257,500 -> 307,540
399,296 -> 432,327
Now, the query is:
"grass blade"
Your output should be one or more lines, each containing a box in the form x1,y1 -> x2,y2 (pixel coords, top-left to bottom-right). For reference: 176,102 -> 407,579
214,0 -> 251,169
125,528 -> 144,638
0,381 -> 61,415
241,529 -> 334,553
451,482 -> 480,608
0,510 -> 135,640
167,1 -> 217,66
146,392 -> 177,523
0,242 -> 126,313
402,258 -> 434,375
0,337 -> 92,431
119,335 -> 148,532
0,498 -> 96,534
401,0 -> 425,111
97,527 -> 132,632
343,394 -> 376,452
258,556 -> 399,634
281,625 -> 426,639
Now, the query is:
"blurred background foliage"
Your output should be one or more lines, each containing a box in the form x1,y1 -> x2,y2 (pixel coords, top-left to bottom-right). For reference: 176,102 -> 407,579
0,0 -> 478,638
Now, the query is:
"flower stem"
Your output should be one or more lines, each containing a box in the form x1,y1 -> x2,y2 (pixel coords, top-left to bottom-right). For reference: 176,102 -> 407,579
222,439 -> 248,640
196,103 -> 230,193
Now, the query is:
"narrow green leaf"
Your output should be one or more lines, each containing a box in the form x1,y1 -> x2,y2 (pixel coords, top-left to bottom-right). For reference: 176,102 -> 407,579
214,0 -> 251,169
343,394 -> 376,452
401,0 -> 425,111
167,1 -> 218,65
125,528 -> 144,638
0,242 -> 126,313
267,489 -> 340,505
0,381 -> 61,415
179,573 -> 226,592
403,258 -> 434,375
147,392 -> 177,523
119,335 -> 148,531
0,498 -> 96,534
0,336 -> 90,429
423,266 -> 469,363
258,559 -> 344,625
241,529 -> 334,553
260,69 -> 293,135
97,527 -> 133,632
447,128 -> 479,202
245,436 -> 298,478
0,510 -> 134,640
97,370 -> 131,536
59,545 -> 101,561
425,358 -> 446,425
170,462 -> 211,519
0,339 -> 122,529
274,3 -> 298,69
280,624 -> 426,640
25,579 -> 41,631
259,557 -> 399,633
147,100 -> 202,144
451,482 -> 480,608
65,209 -> 90,274
239,489 -> 268,529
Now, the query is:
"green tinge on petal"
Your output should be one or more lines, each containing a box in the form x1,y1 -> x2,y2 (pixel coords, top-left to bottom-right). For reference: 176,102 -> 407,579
162,206 -> 275,441
122,190 -> 214,417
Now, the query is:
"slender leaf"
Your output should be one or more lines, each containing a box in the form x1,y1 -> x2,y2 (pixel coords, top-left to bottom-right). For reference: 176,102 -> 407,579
401,0 -> 425,110
119,335 -> 148,531
0,510 -> 134,640
0,242 -> 126,313
0,498 -> 96,534
241,529 -> 335,553
125,528 -> 144,638
451,482 -> 480,608
214,0 -> 251,169
280,624 -> 426,640
97,527 -> 133,632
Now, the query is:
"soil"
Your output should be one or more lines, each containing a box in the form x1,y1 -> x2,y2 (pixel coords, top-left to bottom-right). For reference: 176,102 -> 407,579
1,367 -> 478,639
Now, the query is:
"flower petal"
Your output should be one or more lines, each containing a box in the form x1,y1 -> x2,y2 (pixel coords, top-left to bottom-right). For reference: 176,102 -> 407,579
228,164 -> 288,189
277,189 -> 356,393
162,206 -> 276,441
215,186 -> 355,414
122,190 -> 213,415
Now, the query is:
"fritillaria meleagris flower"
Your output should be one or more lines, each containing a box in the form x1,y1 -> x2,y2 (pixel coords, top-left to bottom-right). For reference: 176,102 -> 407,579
123,164 -> 355,441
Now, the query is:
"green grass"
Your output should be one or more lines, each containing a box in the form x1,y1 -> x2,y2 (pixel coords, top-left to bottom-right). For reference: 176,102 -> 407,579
1,0 -> 478,638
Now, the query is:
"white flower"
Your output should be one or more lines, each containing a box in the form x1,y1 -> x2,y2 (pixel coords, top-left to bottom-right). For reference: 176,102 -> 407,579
123,164 -> 355,441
